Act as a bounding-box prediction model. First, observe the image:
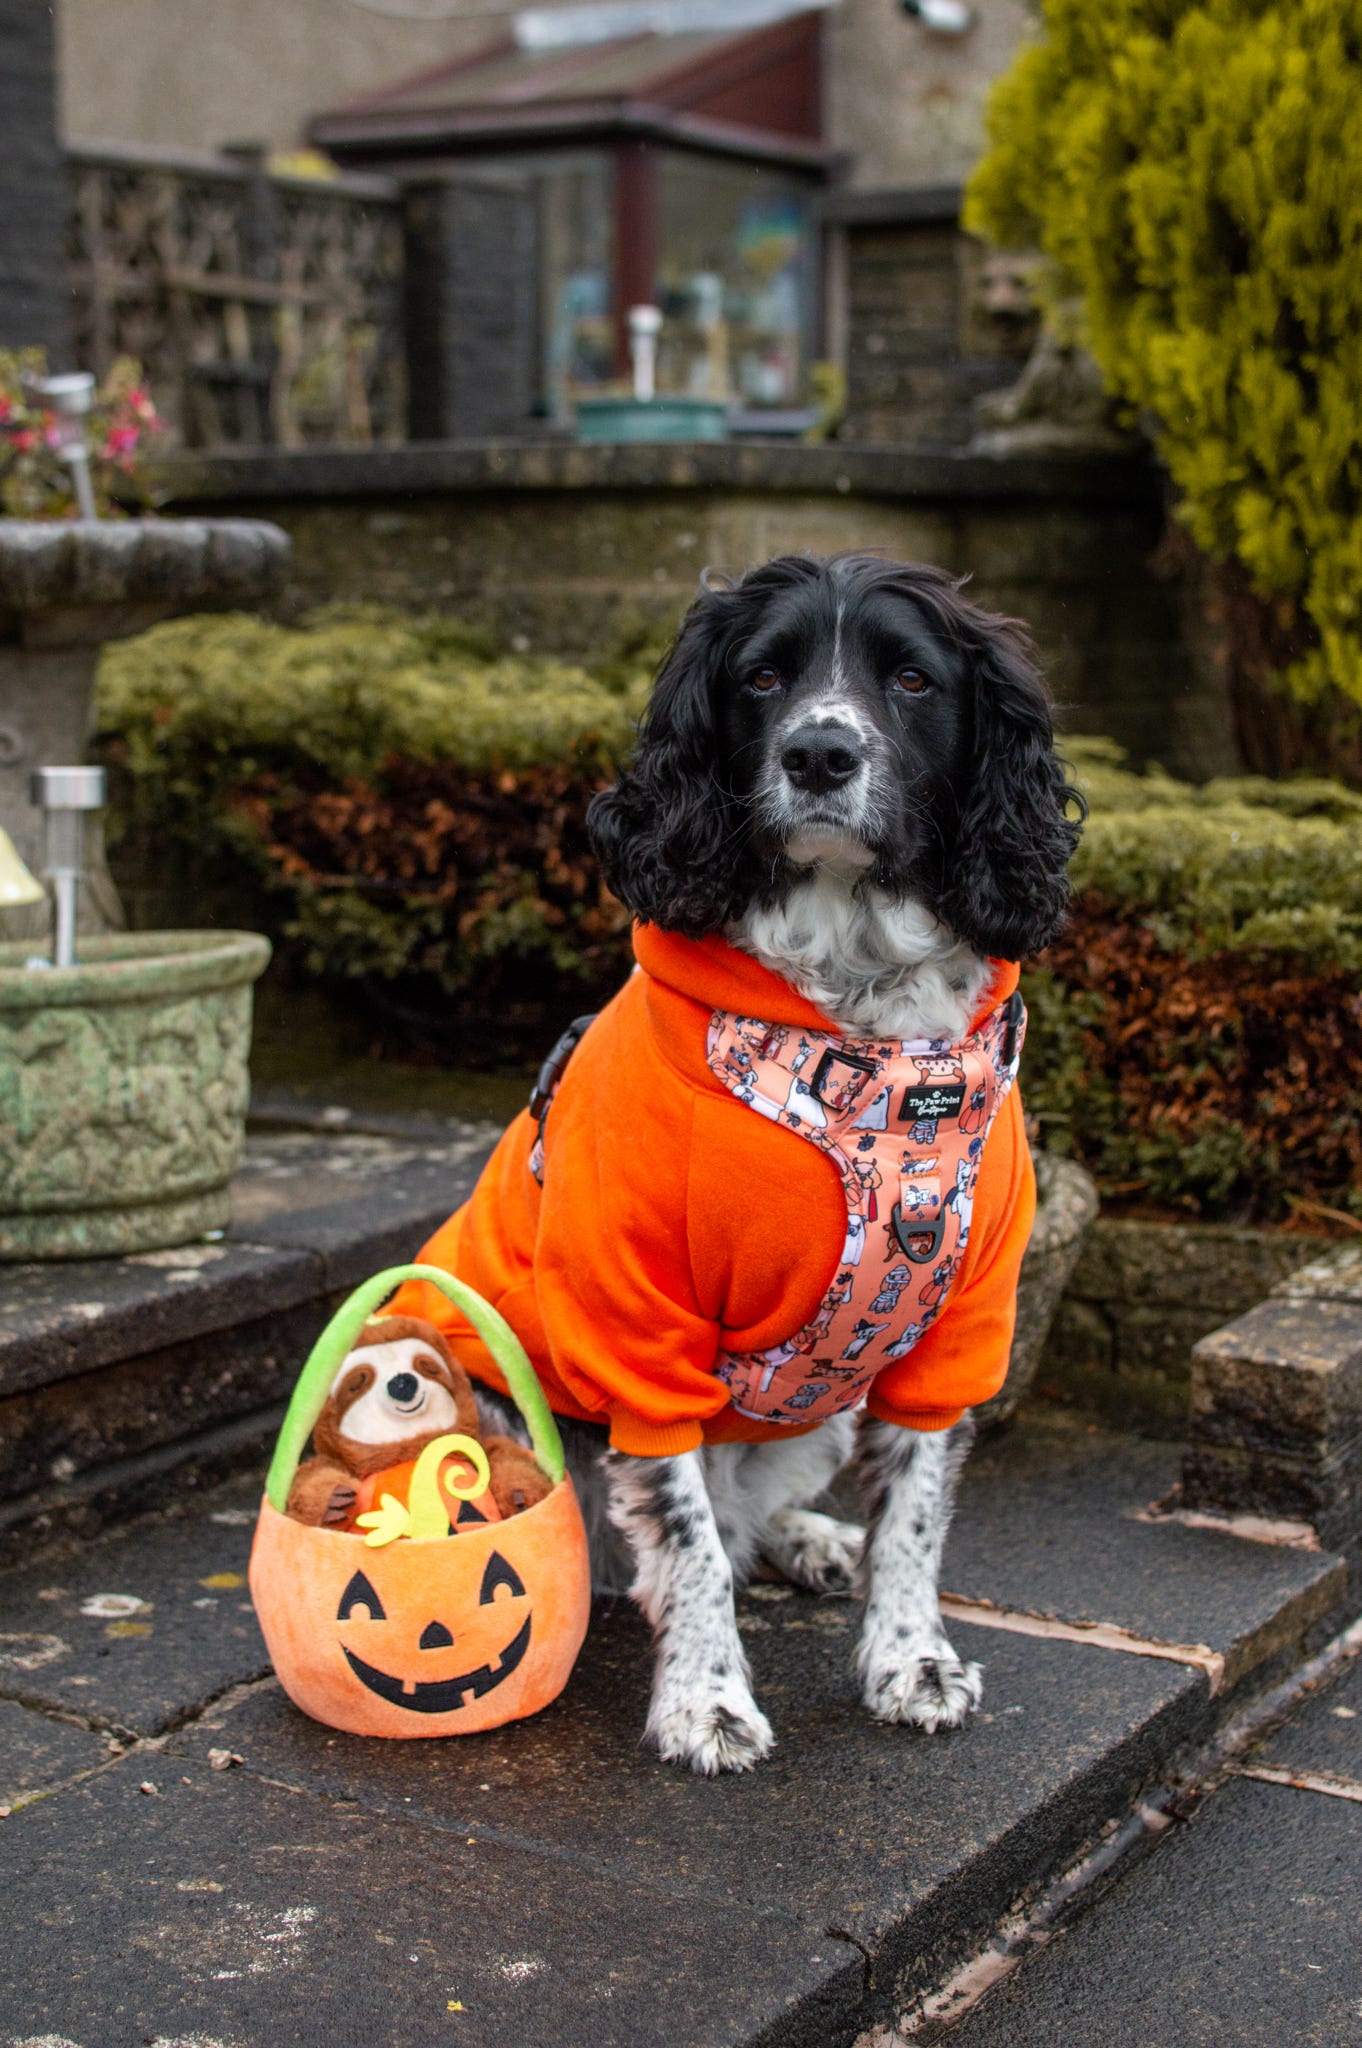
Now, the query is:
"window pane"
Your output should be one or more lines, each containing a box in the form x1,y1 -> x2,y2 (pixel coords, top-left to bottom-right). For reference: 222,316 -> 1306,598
655,154 -> 815,407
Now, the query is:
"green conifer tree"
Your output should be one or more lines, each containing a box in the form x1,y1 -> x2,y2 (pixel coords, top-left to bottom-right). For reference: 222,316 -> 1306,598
965,0 -> 1362,775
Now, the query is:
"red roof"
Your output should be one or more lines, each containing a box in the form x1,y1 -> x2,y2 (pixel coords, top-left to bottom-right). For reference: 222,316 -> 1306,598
310,12 -> 827,166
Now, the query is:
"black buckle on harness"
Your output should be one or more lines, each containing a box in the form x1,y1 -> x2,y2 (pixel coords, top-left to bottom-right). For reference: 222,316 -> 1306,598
1001,988 -> 1024,1069
809,1045 -> 878,1108
529,1013 -> 598,1135
891,1204 -> 947,1264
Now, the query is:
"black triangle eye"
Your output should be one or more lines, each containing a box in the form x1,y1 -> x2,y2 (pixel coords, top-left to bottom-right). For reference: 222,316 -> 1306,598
479,1551 -> 526,1605
337,1569 -> 386,1621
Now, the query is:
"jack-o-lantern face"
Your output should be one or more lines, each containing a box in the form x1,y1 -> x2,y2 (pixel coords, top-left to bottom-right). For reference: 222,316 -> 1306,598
334,1554 -> 531,1715
249,1483 -> 590,1739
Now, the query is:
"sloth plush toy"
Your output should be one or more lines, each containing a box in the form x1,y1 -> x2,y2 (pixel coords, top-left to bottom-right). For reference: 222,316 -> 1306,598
286,1315 -> 551,1530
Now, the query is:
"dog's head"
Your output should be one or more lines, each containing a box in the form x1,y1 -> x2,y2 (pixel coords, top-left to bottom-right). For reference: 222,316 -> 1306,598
587,553 -> 1083,959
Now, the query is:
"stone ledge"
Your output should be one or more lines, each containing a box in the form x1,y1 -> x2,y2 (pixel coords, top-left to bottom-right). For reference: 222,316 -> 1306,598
0,517 -> 290,614
1184,1250 -> 1362,1562
155,436 -> 1162,511
0,1125 -> 496,1551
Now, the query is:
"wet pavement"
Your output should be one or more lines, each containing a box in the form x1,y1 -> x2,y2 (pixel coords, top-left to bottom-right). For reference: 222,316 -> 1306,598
0,1414 -> 1352,2047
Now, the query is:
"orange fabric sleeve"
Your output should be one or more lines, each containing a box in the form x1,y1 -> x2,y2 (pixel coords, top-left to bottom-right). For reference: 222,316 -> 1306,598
864,1085 -> 1035,1432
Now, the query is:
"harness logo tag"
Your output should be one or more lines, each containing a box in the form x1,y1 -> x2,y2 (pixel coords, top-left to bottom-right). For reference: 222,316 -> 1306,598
898,1081 -> 966,1123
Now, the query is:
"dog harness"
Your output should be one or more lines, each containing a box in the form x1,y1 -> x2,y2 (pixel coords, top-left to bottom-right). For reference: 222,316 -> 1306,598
701,992 -> 1025,1425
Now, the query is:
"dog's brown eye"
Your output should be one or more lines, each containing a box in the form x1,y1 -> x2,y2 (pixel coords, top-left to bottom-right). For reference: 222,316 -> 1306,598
750,667 -> 781,692
892,668 -> 929,695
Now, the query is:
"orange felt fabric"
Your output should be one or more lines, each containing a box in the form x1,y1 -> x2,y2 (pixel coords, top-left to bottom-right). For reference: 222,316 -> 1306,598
390,927 -> 1035,1455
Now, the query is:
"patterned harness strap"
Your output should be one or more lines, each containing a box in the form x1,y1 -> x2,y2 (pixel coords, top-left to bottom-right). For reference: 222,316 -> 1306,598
523,987 -> 1025,1431
704,991 -> 1025,1426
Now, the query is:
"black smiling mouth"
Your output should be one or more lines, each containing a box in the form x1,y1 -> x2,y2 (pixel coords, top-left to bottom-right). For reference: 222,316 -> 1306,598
341,1615 -> 532,1713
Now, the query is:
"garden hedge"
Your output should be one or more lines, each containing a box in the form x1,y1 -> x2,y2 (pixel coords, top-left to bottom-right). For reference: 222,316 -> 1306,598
95,607 -> 1362,1222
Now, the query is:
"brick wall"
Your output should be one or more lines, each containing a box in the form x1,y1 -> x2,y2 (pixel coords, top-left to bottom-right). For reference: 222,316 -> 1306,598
0,0 -> 68,357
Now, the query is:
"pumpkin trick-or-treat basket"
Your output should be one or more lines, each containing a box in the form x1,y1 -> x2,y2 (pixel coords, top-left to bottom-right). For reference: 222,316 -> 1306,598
249,1264 -> 591,1738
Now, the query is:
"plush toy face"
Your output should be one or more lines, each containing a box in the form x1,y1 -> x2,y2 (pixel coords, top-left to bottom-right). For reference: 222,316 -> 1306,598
313,1317 -> 481,1479
333,1339 -> 462,1447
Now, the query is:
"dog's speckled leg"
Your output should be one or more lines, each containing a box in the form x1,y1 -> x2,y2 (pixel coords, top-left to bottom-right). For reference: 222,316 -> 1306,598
761,1507 -> 864,1594
605,1447 -> 774,1774
854,1413 -> 982,1729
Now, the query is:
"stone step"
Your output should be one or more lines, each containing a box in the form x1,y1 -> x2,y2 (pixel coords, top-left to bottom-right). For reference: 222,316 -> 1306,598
0,1414 -> 1347,2046
0,1112 -> 499,1560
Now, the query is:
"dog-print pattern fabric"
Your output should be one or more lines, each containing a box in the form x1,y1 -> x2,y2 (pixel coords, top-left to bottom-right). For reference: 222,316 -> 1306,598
704,996 -> 1024,1425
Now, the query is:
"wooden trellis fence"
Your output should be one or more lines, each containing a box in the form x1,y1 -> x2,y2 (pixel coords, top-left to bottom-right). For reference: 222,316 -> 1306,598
67,142 -> 407,450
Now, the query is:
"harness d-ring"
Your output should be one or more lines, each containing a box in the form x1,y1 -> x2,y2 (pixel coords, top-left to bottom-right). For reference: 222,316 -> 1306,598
891,1204 -> 947,1263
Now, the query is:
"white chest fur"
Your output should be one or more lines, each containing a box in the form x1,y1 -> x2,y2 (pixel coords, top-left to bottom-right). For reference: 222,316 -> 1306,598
732,869 -> 991,1042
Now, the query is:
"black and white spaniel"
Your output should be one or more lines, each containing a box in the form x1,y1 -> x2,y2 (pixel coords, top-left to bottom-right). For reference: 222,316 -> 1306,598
484,552 -> 1081,1772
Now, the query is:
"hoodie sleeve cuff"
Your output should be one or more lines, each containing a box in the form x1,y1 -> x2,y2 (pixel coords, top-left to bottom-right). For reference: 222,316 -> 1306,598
606,1408 -> 707,1458
863,1396 -> 966,1434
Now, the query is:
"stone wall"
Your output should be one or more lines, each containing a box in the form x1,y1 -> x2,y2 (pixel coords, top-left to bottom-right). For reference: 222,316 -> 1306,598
825,188 -> 1036,447
1047,1217 -> 1320,1436
155,438 -> 1239,779
0,0 -> 68,357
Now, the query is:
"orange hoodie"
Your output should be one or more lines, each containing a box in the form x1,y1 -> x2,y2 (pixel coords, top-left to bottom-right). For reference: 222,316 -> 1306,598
390,926 -> 1035,1457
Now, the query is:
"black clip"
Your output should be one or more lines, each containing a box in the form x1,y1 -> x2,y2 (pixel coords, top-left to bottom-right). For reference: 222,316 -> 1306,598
529,1013 -> 598,1135
1001,988 -> 1024,1069
891,1204 -> 947,1264
809,1045 -> 878,1108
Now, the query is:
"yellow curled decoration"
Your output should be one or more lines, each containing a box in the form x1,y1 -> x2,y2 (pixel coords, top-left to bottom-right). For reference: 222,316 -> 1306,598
355,1432 -> 492,1548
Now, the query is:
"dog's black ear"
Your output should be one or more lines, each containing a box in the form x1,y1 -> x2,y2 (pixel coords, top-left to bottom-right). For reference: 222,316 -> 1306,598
937,622 -> 1084,960
587,587 -> 749,937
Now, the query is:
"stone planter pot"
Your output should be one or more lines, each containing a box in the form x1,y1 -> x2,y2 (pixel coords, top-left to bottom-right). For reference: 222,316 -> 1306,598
0,929 -> 270,1259
975,1151 -> 1100,1431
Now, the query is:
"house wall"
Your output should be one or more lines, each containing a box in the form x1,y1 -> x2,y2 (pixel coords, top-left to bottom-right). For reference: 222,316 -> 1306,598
56,0 -> 1029,186
824,0 -> 1031,190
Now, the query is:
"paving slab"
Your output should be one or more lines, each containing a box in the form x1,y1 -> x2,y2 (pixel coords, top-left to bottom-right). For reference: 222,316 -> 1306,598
0,1238 -> 321,1401
1253,1651 -> 1362,1782
0,1473 -> 267,1734
170,1587 -> 1207,2012
0,1750 -> 860,2048
230,1125 -> 497,1288
944,1773 -> 1362,2048
0,1696 -> 113,1809
943,1416 -> 1347,1689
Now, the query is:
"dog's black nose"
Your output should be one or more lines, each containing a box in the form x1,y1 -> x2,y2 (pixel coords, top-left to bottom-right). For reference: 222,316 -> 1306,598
780,725 -> 865,795
386,1372 -> 420,1403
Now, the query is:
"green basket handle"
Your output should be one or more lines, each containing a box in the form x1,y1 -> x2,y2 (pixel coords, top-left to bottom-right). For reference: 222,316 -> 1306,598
264,1263 -> 566,1512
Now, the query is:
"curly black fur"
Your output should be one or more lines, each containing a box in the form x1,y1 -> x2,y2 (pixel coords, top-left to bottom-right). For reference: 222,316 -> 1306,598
587,552 -> 1084,959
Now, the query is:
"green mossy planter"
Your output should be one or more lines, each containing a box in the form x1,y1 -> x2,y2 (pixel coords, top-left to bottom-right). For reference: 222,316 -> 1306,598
0,929 -> 270,1260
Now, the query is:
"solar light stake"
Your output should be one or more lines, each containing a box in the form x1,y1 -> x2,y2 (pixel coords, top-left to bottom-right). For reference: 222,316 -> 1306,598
629,305 -> 663,403
29,372 -> 99,521
29,766 -> 106,967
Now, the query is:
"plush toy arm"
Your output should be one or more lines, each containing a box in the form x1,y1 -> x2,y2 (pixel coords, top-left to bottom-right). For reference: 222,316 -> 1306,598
287,1457 -> 359,1527
483,1436 -> 553,1518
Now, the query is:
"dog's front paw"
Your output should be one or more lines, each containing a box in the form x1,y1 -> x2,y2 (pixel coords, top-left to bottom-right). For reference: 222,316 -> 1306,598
761,1508 -> 864,1596
858,1637 -> 983,1731
647,1676 -> 775,1774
